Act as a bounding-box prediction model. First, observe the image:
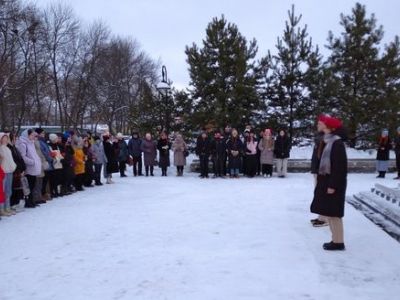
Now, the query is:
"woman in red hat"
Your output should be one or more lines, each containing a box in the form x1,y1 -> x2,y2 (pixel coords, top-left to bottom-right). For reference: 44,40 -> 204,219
310,115 -> 348,251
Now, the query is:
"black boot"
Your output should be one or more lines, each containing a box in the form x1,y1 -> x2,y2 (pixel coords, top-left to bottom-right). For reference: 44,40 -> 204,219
382,171 -> 386,178
323,241 -> 345,251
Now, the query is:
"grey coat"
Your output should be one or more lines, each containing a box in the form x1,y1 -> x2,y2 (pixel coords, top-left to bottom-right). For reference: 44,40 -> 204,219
92,142 -> 106,164
258,139 -> 275,165
141,139 -> 157,166
172,140 -> 187,166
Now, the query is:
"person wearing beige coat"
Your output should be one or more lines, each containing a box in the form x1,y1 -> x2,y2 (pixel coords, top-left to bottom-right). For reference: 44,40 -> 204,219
172,134 -> 187,176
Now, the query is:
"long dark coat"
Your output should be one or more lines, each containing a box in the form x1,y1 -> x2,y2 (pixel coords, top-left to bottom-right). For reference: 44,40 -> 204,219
310,139 -> 348,218
211,138 -> 227,160
226,137 -> 243,170
274,135 -> 291,159
196,137 -> 212,157
141,139 -> 157,166
104,141 -> 119,174
157,138 -> 171,168
376,138 -> 391,161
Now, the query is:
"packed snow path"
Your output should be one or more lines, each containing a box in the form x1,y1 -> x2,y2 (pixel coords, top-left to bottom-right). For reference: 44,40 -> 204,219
1,172 -> 400,300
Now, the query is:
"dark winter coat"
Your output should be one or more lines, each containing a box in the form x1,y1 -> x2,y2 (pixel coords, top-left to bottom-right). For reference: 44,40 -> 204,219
311,134 -> 323,174
376,138 -> 392,161
196,137 -> 212,157
226,137 -> 243,169
7,144 -> 26,173
118,140 -> 129,162
141,139 -> 157,166
211,138 -> 226,160
310,138 -> 348,218
128,137 -> 143,157
395,135 -> 400,154
104,141 -> 119,174
274,135 -> 291,159
8,144 -> 26,205
157,138 -> 171,168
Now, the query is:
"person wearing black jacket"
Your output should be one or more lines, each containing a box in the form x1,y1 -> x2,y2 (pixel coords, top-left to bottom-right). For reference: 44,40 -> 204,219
128,131 -> 143,176
274,129 -> 291,178
157,132 -> 171,176
393,127 -> 400,179
196,131 -> 211,178
211,131 -> 226,178
226,129 -> 243,178
103,134 -> 119,184
60,134 -> 75,194
310,115 -> 348,251
376,129 -> 392,178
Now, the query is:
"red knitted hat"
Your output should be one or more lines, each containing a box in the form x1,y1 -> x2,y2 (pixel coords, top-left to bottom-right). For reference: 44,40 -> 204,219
318,115 -> 342,129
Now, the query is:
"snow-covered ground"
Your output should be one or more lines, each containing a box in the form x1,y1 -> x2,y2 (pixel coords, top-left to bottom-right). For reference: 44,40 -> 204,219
0,167 -> 400,300
290,146 -> 396,159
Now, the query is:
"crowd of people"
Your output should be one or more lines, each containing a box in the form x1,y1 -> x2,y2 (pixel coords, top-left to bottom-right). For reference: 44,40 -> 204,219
195,126 -> 291,179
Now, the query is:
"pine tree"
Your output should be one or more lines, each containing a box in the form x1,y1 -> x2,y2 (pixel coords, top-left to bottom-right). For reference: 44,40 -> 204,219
326,3 -> 384,146
185,15 -> 261,129
377,36 -> 400,135
265,5 -> 319,140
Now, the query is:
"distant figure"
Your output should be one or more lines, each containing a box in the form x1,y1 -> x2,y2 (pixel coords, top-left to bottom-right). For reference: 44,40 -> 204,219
258,129 -> 274,178
141,133 -> 157,177
157,132 -> 171,177
196,130 -> 211,178
226,129 -> 243,178
274,129 -> 291,178
376,129 -> 391,178
172,133 -> 187,176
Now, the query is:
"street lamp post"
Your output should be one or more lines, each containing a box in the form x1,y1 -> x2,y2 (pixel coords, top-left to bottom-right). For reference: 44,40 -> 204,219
156,65 -> 171,133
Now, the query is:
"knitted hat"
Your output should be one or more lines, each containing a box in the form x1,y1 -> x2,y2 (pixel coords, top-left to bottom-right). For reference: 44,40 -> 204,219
49,133 -> 58,142
318,115 -> 342,129
116,132 -> 124,139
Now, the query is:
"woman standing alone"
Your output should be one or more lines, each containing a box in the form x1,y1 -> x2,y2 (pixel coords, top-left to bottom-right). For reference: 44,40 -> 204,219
310,115 -> 348,251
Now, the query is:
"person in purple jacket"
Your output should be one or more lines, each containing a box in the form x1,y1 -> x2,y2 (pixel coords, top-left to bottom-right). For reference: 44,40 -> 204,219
16,129 -> 42,208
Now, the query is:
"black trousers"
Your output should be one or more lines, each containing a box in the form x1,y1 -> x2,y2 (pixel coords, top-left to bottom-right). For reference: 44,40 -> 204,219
133,156 -> 143,176
262,164 -> 273,176
246,155 -> 258,177
94,164 -> 102,184
119,160 -> 127,176
176,166 -> 184,174
213,155 -> 225,176
200,155 -> 209,177
161,167 -> 168,176
145,165 -> 154,176
74,174 -> 84,190
25,175 -> 36,207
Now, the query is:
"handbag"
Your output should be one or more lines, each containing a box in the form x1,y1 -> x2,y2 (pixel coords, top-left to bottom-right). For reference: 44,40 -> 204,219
183,150 -> 189,157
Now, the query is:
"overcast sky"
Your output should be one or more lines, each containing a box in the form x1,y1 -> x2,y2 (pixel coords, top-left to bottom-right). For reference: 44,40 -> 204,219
35,0 -> 400,89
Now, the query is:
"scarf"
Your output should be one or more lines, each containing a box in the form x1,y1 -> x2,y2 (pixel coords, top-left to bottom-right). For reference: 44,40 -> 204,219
319,133 -> 341,175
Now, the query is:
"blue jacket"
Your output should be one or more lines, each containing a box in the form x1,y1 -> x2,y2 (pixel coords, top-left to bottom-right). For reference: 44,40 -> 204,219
128,137 -> 143,157
38,137 -> 53,170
